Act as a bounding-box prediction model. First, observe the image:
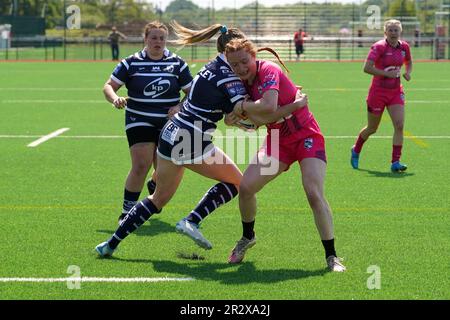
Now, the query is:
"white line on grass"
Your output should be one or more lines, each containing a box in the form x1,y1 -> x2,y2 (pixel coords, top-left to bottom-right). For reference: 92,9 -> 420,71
2,134 -> 450,140
2,100 -> 105,104
1,135 -> 123,138
307,88 -> 450,92
27,128 -> 70,147
2,99 -> 449,105
1,87 -> 449,93
0,88 -> 99,91
0,277 -> 194,283
408,100 -> 449,104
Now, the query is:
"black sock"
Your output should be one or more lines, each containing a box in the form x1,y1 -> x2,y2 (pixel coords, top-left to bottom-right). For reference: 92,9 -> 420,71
321,239 -> 337,259
186,182 -> 238,225
147,179 -> 156,195
242,220 -> 255,240
123,189 -> 141,214
108,198 -> 161,249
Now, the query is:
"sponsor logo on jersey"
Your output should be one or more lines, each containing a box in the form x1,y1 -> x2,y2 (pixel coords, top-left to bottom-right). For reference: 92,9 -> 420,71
143,77 -> 171,98
304,138 -> 313,150
164,65 -> 174,73
152,66 -> 161,72
161,122 -> 179,145
225,81 -> 246,96
262,80 -> 277,89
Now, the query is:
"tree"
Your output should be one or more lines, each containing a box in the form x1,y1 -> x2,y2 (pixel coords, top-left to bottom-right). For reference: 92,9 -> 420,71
165,0 -> 200,13
164,0 -> 208,28
388,0 -> 416,17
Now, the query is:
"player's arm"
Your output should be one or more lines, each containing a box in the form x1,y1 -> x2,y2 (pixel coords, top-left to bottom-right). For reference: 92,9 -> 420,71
403,46 -> 413,81
246,90 -> 308,126
238,89 -> 278,116
364,60 -> 399,78
403,60 -> 412,81
103,79 -> 127,109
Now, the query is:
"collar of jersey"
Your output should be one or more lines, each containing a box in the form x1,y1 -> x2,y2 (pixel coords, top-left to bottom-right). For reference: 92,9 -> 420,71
140,47 -> 170,60
384,38 -> 402,49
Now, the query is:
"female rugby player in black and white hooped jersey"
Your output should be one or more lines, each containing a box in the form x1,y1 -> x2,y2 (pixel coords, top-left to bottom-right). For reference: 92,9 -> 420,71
96,22 -> 304,257
103,21 -> 193,224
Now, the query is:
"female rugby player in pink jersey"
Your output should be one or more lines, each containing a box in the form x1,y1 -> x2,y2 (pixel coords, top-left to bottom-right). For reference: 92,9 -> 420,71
225,38 -> 346,272
351,19 -> 413,172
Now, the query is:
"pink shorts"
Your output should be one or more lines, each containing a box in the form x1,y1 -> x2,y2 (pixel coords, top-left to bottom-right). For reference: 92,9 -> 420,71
262,120 -> 326,169
366,86 -> 405,115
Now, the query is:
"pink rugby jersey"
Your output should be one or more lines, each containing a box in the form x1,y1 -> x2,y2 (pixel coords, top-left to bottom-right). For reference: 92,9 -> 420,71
367,39 -> 411,89
245,60 -> 313,131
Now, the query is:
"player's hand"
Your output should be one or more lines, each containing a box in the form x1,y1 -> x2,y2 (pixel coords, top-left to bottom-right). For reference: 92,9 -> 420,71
233,98 -> 248,119
294,93 -> 308,108
403,73 -> 411,81
385,69 -> 400,78
168,105 -> 181,119
112,97 -> 127,109
224,113 -> 240,126
295,88 -> 304,99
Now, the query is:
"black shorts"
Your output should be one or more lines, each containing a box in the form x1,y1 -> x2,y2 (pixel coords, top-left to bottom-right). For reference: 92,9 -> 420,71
295,44 -> 304,55
157,119 -> 215,165
125,111 -> 168,147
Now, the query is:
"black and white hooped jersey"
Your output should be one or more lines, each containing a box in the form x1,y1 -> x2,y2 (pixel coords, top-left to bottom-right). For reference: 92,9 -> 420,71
174,53 -> 247,132
110,48 -> 193,118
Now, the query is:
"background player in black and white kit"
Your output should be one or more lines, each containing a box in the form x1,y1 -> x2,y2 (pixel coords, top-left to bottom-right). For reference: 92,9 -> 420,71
102,21 -> 193,224
96,23 -> 304,257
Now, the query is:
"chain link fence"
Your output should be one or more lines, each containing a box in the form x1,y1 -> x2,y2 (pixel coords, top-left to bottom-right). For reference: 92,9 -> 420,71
1,0 -> 449,61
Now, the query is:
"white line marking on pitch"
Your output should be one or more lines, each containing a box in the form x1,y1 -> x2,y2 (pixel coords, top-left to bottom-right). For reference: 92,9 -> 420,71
0,88 -> 99,91
1,87 -> 449,93
2,98 -> 450,105
27,128 -> 70,147
2,100 -> 105,104
1,134 -> 450,140
0,277 -> 195,283
408,100 -> 449,104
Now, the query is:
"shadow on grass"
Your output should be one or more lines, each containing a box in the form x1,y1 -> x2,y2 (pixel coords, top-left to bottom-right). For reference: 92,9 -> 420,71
96,217 -> 174,238
108,257 -> 328,285
357,168 -> 415,178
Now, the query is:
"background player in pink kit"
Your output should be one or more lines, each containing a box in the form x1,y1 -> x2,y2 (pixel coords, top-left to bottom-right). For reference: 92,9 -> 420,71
225,38 -> 346,272
351,19 -> 413,172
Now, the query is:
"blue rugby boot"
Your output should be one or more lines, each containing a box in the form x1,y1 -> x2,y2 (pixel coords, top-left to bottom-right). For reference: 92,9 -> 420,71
350,147 -> 360,169
391,161 -> 407,173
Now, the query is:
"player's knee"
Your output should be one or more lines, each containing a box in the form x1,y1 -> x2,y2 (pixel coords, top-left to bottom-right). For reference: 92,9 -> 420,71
239,182 -> 255,199
131,161 -> 151,177
366,126 -> 378,135
304,186 -> 322,207
393,121 -> 404,131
